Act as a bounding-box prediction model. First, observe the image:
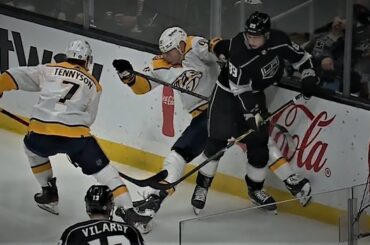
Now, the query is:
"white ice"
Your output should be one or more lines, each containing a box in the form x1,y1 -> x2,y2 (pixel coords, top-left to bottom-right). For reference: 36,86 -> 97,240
0,129 -> 367,244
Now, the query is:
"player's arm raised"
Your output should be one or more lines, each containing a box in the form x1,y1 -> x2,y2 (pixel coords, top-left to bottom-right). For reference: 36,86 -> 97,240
112,59 -> 152,95
279,32 -> 320,98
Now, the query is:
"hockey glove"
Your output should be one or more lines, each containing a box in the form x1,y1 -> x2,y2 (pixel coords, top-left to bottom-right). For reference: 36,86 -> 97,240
112,59 -> 135,84
245,112 -> 265,132
0,92 -> 2,98
301,69 -> 320,99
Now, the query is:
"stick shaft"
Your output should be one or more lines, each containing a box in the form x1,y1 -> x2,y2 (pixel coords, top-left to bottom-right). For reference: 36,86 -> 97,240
132,70 -> 210,101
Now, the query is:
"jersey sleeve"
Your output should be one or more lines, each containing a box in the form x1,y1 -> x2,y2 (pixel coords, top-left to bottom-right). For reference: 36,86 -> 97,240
125,58 -> 167,95
211,38 -> 231,60
0,65 -> 43,93
191,36 -> 218,63
8,65 -> 43,91
278,32 -> 315,73
58,227 -> 71,245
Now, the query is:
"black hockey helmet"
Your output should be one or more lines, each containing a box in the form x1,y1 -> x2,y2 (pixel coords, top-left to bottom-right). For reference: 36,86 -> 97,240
245,11 -> 271,36
85,185 -> 114,215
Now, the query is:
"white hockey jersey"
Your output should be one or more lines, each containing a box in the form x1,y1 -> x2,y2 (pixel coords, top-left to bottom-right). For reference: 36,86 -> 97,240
128,36 -> 219,117
0,62 -> 102,138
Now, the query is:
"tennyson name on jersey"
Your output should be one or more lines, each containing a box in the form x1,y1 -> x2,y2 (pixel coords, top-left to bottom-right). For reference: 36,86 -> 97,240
54,68 -> 94,89
81,223 -> 129,237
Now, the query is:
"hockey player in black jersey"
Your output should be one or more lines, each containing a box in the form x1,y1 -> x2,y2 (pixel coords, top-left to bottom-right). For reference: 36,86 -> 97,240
191,11 -> 319,212
58,185 -> 145,245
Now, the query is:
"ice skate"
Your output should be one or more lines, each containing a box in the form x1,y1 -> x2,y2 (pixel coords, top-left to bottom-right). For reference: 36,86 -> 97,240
248,188 -> 277,214
284,174 -> 312,207
34,177 -> 59,215
191,185 -> 208,215
133,190 -> 168,217
115,207 -> 153,234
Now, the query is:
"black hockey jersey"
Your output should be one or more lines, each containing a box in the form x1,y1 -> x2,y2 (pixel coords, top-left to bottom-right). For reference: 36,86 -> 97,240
214,29 -> 314,113
58,219 -> 144,245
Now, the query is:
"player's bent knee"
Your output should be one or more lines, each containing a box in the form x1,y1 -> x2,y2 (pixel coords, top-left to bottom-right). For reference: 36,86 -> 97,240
247,147 -> 269,168
203,139 -> 227,159
93,164 -> 123,187
172,147 -> 197,163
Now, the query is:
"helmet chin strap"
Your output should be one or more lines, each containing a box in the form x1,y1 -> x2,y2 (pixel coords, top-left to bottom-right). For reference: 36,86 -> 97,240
176,45 -> 184,56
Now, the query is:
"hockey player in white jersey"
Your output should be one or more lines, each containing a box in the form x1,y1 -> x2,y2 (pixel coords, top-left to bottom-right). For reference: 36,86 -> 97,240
113,27 -> 311,217
0,40 -> 152,233
113,27 -> 219,216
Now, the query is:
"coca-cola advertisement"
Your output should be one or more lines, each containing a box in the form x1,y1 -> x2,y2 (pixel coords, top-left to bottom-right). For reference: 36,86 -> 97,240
266,88 -> 370,193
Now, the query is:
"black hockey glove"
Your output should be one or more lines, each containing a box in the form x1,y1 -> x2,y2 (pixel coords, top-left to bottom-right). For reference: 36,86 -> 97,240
301,69 -> 320,99
112,59 -> 135,84
245,113 -> 265,132
0,92 -> 3,98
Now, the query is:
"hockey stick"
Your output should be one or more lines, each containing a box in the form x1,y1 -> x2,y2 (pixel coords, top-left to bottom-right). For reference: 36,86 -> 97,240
118,170 -> 169,187
131,70 -> 210,101
0,107 -> 29,126
146,93 -> 304,190
147,130 -> 254,190
0,107 -> 169,187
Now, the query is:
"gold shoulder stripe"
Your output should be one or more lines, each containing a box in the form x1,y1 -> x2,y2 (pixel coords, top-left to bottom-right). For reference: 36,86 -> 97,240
152,57 -> 172,70
184,36 -> 194,55
0,71 -> 18,92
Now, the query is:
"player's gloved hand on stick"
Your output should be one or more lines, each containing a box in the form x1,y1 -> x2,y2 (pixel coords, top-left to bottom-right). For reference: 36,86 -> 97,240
301,69 -> 320,99
112,59 -> 135,84
245,112 -> 264,132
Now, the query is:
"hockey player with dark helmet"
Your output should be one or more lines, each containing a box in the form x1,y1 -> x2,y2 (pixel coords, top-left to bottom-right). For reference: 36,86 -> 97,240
244,11 -> 271,49
192,11 -> 319,213
59,185 -> 145,244
85,185 -> 114,218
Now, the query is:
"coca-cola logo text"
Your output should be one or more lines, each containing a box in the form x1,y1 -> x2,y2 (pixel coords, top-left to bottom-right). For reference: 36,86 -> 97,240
270,104 -> 336,173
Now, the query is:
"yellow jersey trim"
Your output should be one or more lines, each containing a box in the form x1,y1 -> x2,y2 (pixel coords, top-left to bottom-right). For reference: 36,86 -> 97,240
28,118 -> 91,138
190,104 -> 208,118
269,157 -> 289,172
112,185 -> 129,198
31,161 -> 52,174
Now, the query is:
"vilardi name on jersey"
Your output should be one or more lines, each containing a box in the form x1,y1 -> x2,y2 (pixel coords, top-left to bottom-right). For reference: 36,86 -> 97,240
80,221 -> 129,237
59,220 -> 144,245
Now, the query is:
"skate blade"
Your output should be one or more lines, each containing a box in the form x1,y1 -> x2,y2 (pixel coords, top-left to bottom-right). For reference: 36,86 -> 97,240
297,184 -> 312,207
300,195 -> 312,207
250,200 -> 278,214
193,207 -> 201,215
37,203 -> 59,215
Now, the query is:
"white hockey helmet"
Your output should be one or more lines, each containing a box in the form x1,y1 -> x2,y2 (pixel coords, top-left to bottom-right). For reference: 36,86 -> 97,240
65,40 -> 93,63
159,27 -> 187,53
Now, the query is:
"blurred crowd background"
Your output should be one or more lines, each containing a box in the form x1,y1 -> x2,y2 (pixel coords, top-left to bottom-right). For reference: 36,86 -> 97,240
1,0 -> 369,102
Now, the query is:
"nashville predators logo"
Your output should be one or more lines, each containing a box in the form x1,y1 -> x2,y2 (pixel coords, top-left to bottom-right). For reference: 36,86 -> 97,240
173,70 -> 203,91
